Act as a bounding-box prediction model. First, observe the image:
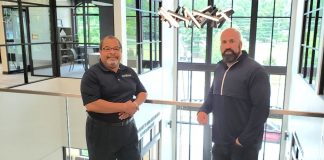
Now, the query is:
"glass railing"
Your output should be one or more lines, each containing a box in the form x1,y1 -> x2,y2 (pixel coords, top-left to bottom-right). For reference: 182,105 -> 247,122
0,79 -> 324,160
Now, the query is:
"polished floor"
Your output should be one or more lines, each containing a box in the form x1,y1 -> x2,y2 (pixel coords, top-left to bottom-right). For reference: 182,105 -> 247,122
0,63 -> 85,88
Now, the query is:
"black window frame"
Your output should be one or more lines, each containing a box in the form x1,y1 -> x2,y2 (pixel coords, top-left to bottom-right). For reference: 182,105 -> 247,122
126,0 -> 162,74
298,0 -> 323,94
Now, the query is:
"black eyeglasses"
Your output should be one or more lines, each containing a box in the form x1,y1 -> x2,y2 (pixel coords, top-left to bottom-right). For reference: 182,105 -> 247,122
102,46 -> 121,51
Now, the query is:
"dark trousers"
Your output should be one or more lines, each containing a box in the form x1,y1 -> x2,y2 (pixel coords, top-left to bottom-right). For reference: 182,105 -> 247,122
212,143 -> 259,160
86,116 -> 140,160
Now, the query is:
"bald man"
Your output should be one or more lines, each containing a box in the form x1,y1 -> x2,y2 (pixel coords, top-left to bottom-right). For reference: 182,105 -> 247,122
197,28 -> 271,160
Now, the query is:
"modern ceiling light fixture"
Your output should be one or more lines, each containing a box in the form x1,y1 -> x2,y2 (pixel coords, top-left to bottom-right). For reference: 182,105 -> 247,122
158,5 -> 234,28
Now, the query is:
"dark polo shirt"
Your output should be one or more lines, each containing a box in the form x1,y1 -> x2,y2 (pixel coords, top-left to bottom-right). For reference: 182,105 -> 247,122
80,61 -> 147,123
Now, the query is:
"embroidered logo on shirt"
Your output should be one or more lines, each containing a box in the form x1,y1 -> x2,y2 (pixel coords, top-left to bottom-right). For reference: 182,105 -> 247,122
121,74 -> 132,78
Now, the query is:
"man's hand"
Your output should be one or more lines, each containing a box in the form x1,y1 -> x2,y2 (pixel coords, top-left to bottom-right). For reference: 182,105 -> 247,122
197,111 -> 208,125
122,100 -> 138,115
235,138 -> 243,147
118,112 -> 130,120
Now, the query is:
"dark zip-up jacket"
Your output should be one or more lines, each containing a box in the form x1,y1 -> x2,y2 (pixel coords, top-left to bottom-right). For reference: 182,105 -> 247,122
199,50 -> 270,148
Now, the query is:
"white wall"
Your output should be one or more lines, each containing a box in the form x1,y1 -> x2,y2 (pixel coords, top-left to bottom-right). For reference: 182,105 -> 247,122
285,0 -> 324,159
0,93 -> 68,160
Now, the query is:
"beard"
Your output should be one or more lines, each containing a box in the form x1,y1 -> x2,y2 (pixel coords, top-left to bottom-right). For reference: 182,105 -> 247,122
106,58 -> 119,69
222,49 -> 239,63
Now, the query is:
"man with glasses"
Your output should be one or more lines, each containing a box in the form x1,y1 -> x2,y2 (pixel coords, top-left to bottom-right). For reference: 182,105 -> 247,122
197,28 -> 271,160
81,35 -> 147,160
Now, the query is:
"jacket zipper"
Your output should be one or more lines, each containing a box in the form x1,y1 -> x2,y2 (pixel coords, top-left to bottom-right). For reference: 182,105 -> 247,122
220,61 -> 239,95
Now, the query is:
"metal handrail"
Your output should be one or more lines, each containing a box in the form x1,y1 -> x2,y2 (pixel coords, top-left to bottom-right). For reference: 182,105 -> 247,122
1,88 -> 324,118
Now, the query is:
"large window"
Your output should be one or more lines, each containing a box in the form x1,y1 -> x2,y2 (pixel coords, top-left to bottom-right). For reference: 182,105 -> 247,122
126,0 -> 162,74
299,0 -> 323,94
176,0 -> 292,159
75,3 -> 99,44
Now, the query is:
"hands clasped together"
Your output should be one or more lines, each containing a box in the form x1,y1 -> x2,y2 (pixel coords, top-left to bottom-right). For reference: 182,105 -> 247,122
118,100 -> 139,120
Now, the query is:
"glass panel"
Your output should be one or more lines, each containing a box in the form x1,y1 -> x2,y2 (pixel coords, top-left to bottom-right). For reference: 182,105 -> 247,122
275,0 -> 292,17
258,0 -> 274,17
76,16 -> 85,43
127,17 -> 137,40
233,0 -> 252,17
259,118 -> 282,159
152,17 -> 158,41
191,71 -> 205,102
311,50 -> 318,87
177,123 -> 190,160
127,40 -> 137,71
142,17 -> 150,41
232,18 -> 251,52
213,0 -> 232,9
270,75 -> 285,109
56,0 -> 72,6
211,27 -> 226,64
22,0 -> 49,5
178,71 -> 191,102
255,18 -> 273,65
194,0 -> 208,11
152,42 -> 157,67
3,7 -> 26,73
31,44 -> 53,76
190,125 -> 204,159
142,42 -> 150,73
126,1 -> 136,16
316,11 -> 322,48
141,0 -> 150,16
29,7 -> 51,42
304,15 -> 310,45
178,28 -> 192,62
179,0 -> 192,11
0,47 -> 25,88
192,28 -> 206,63
272,18 -> 290,66
88,16 -> 100,44
308,17 -> 316,47
75,4 -> 99,14
301,47 -> 307,76
305,47 -> 312,81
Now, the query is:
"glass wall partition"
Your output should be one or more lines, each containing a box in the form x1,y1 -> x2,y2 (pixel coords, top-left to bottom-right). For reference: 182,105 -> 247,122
0,0 -> 51,87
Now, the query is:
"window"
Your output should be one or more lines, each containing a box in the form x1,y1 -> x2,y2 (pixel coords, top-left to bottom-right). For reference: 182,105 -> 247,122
126,0 -> 162,74
75,3 -> 100,44
299,0 -> 323,92
177,0 -> 292,159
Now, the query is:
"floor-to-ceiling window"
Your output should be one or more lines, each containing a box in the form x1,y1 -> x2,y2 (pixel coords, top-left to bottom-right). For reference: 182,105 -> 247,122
126,0 -> 162,74
299,0 -> 324,94
176,0 -> 292,159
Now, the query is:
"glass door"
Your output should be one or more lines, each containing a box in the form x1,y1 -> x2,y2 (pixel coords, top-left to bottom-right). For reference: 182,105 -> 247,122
3,7 -> 28,73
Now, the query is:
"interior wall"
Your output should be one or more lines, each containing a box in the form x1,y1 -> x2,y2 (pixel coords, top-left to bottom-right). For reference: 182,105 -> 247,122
0,93 -> 68,160
285,0 -> 324,159
0,2 -> 9,72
